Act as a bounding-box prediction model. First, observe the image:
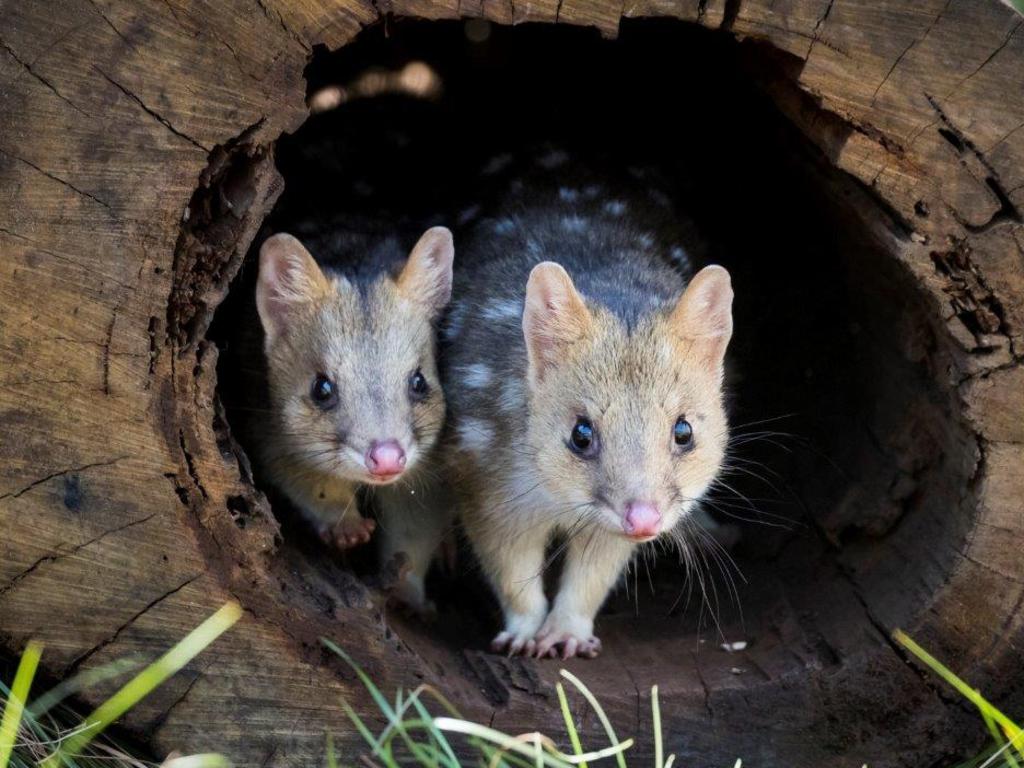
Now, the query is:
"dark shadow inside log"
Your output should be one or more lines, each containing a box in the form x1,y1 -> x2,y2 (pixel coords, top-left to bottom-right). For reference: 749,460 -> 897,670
208,18 -> 975,724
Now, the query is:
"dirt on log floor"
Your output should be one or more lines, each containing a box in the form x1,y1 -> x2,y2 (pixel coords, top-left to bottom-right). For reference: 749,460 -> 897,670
1,1 -> 1023,766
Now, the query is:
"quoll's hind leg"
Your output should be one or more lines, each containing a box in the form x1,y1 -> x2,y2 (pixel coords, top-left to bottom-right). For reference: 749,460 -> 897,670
466,512 -> 552,656
376,481 -> 453,616
534,532 -> 635,659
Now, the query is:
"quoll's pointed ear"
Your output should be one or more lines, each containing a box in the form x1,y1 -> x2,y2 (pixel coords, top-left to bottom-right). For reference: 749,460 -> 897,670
397,226 -> 454,317
256,233 -> 331,345
523,262 -> 593,387
670,265 -> 734,370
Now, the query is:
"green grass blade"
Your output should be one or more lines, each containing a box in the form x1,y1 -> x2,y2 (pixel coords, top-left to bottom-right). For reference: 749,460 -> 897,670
0,641 -> 42,768
324,639 -> 448,767
558,670 -> 626,768
162,754 -> 233,767
339,697 -> 391,763
894,630 -> 1024,760
982,710 -> 1021,768
555,683 -> 586,768
652,685 -> 663,768
322,639 -> 396,723
434,717 -> 631,767
44,602 -> 242,768
326,733 -> 340,768
28,659 -> 140,720
408,691 -> 459,767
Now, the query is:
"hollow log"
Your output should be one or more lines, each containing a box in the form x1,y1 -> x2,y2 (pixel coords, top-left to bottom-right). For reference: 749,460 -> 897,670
1,1 -> 1023,766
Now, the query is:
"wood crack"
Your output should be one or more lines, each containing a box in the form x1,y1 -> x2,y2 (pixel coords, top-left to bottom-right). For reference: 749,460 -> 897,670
252,0 -> 311,53
0,511 -> 155,597
81,0 -> 134,49
943,19 -> 1022,102
66,572 -> 203,674
0,149 -> 113,210
926,94 -> 1023,233
93,67 -> 211,152
151,664 -> 206,732
870,0 -> 953,105
0,456 -> 127,501
0,36 -> 92,116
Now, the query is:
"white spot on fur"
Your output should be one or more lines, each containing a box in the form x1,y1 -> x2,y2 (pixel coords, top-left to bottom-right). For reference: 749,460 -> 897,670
444,304 -> 466,341
457,417 -> 492,454
492,218 -> 515,235
525,238 -> 543,256
458,204 -> 481,225
637,232 -> 654,248
604,200 -> 626,216
481,299 -> 521,321
559,187 -> 579,202
562,215 -> 586,232
482,153 -> 512,175
537,149 -> 568,168
669,245 -> 686,262
461,363 -> 493,389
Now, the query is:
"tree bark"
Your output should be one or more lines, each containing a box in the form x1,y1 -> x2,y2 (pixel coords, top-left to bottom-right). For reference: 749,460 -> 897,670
0,1 -> 1022,766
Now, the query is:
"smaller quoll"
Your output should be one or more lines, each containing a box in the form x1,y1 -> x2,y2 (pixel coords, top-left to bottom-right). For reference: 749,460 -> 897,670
254,227 -> 454,611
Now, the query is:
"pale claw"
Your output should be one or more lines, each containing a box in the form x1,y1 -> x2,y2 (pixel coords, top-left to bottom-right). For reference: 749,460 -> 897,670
534,631 -> 602,660
491,631 -> 539,657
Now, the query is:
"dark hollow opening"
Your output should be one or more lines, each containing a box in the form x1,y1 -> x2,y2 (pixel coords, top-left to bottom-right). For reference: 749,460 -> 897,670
210,18 -> 975,703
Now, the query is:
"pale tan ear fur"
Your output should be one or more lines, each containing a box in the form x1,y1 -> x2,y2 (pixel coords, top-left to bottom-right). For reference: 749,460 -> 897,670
523,261 -> 593,387
670,264 -> 734,369
396,226 -> 455,316
256,233 -> 332,344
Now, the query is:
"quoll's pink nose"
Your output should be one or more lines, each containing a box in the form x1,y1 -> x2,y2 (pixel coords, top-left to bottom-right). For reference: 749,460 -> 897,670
366,440 -> 406,478
623,501 -> 662,540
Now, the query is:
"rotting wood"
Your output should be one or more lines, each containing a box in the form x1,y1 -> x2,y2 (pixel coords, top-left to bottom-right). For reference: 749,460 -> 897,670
0,1 -> 1022,766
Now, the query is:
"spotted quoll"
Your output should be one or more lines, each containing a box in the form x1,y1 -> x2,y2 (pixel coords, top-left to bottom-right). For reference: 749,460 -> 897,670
439,151 -> 734,658
253,226 -> 455,610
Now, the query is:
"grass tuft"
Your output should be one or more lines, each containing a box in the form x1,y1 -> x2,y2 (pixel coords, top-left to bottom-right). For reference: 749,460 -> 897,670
895,629 -> 1023,767
1,603 -> 241,768
0,641 -> 42,768
324,631 -> 1023,768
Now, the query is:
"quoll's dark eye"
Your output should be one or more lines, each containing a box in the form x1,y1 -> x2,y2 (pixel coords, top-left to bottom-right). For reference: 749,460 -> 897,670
673,417 -> 694,449
409,369 -> 430,399
311,374 -> 338,409
569,417 -> 597,456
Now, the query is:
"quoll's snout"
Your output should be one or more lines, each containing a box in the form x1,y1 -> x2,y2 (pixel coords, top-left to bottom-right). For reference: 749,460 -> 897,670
365,440 -> 407,479
623,500 -> 661,541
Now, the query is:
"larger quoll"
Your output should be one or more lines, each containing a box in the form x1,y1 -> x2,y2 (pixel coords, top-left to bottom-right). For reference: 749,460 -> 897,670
440,158 -> 734,658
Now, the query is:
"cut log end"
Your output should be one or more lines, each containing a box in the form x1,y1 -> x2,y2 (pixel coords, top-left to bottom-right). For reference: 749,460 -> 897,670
1,4 -> 1022,768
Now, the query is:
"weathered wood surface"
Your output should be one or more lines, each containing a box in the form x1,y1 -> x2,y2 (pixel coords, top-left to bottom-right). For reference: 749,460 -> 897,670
0,0 -> 1021,766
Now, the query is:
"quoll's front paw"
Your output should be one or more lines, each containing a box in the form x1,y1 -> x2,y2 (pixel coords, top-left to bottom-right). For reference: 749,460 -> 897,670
491,612 -> 545,656
328,515 -> 376,550
534,613 -> 602,659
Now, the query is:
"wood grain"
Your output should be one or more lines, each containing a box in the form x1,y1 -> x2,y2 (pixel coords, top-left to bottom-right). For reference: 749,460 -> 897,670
0,0 -> 1021,765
